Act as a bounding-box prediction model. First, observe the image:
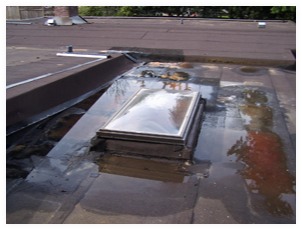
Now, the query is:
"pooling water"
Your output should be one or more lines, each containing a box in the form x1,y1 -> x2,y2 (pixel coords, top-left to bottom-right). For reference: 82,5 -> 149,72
96,62 -> 295,220
230,89 -> 295,216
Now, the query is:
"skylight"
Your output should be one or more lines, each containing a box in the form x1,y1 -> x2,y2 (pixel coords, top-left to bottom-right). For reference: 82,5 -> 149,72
98,88 -> 201,145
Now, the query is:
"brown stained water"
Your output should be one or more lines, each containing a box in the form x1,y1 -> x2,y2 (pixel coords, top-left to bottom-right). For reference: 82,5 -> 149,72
228,89 -> 296,216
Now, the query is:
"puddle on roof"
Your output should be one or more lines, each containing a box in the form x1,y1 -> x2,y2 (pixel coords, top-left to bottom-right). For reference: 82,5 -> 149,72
228,89 -> 296,216
242,89 -> 268,104
193,86 -> 295,217
160,71 -> 189,81
95,64 -> 216,182
123,62 -> 218,84
240,104 -> 273,129
95,64 -> 295,217
98,154 -> 191,183
227,130 -> 295,216
147,62 -> 194,69
106,78 -> 216,104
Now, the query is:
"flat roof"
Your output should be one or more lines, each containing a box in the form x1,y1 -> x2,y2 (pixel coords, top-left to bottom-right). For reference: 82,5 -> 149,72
6,17 -> 296,86
6,17 -> 296,224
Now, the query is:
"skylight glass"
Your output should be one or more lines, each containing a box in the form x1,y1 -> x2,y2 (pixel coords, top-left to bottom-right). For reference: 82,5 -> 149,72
98,88 -> 201,145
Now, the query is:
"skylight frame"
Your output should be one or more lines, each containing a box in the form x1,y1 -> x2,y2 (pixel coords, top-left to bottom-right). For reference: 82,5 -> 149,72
98,88 -> 201,145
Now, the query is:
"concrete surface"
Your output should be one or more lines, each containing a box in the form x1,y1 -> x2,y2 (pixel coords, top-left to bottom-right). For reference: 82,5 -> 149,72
6,17 -> 296,224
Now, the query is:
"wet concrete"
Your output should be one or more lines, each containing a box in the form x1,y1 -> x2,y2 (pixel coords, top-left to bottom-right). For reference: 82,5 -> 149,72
6,61 -> 296,224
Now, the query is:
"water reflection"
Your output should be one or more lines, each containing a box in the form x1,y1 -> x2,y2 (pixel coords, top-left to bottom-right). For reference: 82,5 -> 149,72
147,62 -> 193,69
227,89 -> 295,216
100,78 -> 215,127
105,79 -> 133,104
162,81 -> 191,91
98,154 -> 190,183
160,71 -> 189,81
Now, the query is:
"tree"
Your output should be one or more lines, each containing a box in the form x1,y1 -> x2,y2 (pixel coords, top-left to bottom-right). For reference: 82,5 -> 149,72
271,6 -> 296,21
79,6 -> 120,16
78,6 -> 296,21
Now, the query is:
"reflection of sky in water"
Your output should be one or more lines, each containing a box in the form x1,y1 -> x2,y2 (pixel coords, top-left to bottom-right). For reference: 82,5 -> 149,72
104,89 -> 196,136
191,85 -> 214,101
95,65 -> 295,219
194,86 -> 295,217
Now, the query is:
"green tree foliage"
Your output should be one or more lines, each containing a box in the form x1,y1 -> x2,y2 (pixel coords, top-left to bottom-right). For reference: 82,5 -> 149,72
79,6 -> 120,16
78,6 -> 296,21
271,6 -> 296,21
228,6 -> 273,19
